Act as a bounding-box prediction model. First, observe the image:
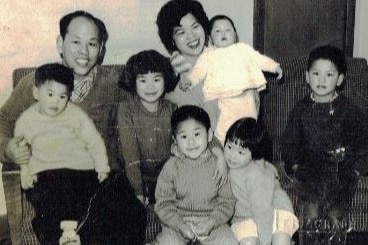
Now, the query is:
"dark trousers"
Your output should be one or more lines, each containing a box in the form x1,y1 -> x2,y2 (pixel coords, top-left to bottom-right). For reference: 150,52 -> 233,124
89,171 -> 147,245
25,169 -> 99,244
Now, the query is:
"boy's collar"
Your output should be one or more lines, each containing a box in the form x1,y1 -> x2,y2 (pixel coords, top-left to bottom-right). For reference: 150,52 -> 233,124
310,91 -> 338,103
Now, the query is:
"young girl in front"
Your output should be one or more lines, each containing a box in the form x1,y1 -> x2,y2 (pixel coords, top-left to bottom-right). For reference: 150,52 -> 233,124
185,14 -> 283,143
224,118 -> 299,245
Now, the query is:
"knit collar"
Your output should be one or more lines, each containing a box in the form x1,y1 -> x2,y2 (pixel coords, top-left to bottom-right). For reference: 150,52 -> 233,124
181,148 -> 212,168
310,91 -> 339,116
310,91 -> 338,103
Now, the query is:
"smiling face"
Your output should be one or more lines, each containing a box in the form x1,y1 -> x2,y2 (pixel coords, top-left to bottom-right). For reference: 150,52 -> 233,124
174,118 -> 212,159
136,72 -> 165,110
57,16 -> 101,81
210,19 -> 237,48
33,80 -> 69,117
224,141 -> 252,169
173,13 -> 206,63
306,59 -> 344,102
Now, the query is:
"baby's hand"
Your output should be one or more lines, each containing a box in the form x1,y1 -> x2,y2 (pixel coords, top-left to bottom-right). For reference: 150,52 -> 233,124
178,79 -> 192,92
97,172 -> 108,183
179,223 -> 195,240
275,65 -> 283,80
170,51 -> 192,75
21,174 -> 37,190
195,218 -> 215,237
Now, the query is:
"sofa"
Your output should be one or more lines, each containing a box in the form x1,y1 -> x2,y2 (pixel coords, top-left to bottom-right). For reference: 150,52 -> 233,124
2,57 -> 368,244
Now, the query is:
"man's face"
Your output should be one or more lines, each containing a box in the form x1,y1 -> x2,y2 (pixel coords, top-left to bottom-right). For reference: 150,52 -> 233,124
57,16 -> 101,81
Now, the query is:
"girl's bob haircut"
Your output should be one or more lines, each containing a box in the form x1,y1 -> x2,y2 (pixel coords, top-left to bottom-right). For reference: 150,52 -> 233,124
119,49 -> 178,94
225,118 -> 270,160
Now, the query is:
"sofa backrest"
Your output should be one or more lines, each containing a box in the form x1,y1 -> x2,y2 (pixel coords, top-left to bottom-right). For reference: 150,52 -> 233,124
13,65 -> 124,88
261,57 -> 368,162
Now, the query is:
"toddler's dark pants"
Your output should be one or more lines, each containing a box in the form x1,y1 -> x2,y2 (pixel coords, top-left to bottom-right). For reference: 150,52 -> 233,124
25,168 -> 99,244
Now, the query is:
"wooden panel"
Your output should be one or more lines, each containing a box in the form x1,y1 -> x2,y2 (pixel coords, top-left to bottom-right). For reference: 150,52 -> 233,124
254,0 -> 356,57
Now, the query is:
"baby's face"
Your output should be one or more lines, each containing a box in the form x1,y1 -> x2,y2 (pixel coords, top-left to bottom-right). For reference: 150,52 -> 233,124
174,119 -> 211,159
224,141 -> 252,169
33,80 -> 69,117
210,19 -> 237,48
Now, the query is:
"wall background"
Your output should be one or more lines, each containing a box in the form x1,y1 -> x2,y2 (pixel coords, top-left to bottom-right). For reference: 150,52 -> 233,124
0,0 -> 367,215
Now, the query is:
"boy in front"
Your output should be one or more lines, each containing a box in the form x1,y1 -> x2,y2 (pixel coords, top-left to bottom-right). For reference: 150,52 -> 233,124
153,105 -> 237,244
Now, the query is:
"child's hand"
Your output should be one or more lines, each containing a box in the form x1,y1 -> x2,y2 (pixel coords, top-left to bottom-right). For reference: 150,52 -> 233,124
97,172 -> 108,183
136,194 -> 148,206
179,223 -> 195,240
275,65 -> 283,80
170,51 -> 192,75
21,173 -> 37,190
211,147 -> 229,187
195,218 -> 215,238
171,142 -> 185,159
59,236 -> 81,245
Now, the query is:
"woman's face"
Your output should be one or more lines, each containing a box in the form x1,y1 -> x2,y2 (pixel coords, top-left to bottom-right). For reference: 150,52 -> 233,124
172,13 -> 206,60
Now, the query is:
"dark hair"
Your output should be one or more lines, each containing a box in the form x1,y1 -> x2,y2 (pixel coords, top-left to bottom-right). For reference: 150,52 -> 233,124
307,45 -> 346,74
60,10 -> 108,45
35,63 -> 74,93
171,105 -> 211,136
156,0 -> 210,54
225,118 -> 269,160
209,15 -> 239,43
119,50 -> 178,94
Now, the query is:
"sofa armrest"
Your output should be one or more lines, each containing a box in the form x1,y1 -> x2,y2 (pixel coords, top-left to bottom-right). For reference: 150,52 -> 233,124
2,170 -> 21,245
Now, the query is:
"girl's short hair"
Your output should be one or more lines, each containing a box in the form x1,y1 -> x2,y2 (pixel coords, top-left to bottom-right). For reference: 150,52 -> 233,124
225,118 -> 270,160
119,50 -> 178,94
156,0 -> 210,54
209,15 -> 239,43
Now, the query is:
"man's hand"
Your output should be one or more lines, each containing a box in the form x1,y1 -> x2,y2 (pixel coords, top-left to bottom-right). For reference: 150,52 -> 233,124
5,136 -> 31,165
170,51 -> 192,75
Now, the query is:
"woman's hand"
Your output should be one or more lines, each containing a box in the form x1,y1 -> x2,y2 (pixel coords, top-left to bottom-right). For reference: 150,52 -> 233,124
170,51 -> 192,75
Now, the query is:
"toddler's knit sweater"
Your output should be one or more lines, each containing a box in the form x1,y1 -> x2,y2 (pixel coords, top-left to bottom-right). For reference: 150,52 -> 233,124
155,149 -> 235,232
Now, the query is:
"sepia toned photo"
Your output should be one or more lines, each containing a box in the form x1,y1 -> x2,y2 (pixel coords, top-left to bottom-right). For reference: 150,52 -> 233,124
0,0 -> 367,244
